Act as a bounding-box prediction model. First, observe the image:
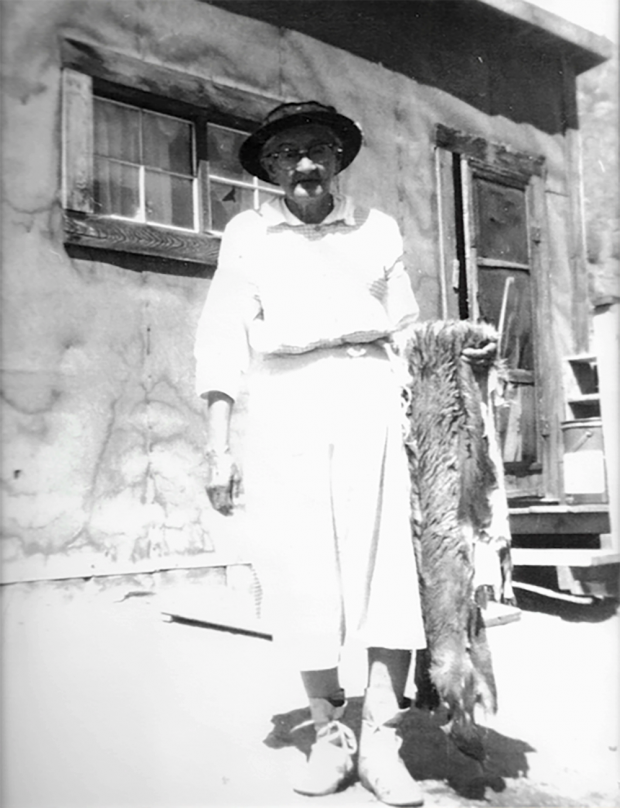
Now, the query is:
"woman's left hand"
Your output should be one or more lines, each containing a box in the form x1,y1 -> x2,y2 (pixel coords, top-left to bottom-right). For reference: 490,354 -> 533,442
462,340 -> 498,370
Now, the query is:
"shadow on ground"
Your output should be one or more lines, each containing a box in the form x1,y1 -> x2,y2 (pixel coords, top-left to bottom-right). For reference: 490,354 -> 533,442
515,586 -> 619,624
264,696 -> 534,800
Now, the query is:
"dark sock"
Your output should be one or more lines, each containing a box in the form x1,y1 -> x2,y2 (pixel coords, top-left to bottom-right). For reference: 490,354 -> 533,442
327,687 -> 346,708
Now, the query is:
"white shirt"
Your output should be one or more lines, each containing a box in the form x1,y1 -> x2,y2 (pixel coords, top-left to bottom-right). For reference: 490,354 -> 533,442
194,194 -> 419,399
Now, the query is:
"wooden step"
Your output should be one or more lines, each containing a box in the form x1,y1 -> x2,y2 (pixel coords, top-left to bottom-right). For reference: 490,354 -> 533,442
568,394 -> 600,405
511,548 -> 620,567
566,353 -> 597,366
509,503 -> 610,535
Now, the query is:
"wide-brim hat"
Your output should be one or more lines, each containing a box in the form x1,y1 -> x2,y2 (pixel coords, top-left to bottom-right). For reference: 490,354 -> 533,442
239,101 -> 363,184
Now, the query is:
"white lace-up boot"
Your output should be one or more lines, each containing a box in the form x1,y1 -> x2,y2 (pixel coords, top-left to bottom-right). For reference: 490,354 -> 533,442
292,697 -> 357,796
358,688 -> 424,806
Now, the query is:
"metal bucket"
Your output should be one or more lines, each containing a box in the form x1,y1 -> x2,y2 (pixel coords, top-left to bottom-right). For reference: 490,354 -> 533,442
561,419 -> 608,504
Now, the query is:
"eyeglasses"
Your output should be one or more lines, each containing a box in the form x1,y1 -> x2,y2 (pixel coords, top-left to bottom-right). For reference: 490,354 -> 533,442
263,142 -> 343,169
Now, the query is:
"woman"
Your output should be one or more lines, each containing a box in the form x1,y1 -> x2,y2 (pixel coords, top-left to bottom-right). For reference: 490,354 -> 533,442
194,101 -> 426,807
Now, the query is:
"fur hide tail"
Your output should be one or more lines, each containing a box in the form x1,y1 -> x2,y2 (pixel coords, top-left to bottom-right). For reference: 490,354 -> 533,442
404,320 -> 500,759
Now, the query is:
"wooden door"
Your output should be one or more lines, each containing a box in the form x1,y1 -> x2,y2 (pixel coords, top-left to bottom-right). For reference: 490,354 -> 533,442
460,158 -> 542,498
434,130 -> 554,501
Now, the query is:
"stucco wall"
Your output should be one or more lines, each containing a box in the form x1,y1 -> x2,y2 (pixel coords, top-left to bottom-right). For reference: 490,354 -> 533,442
578,53 -> 619,305
1,0 -> 580,582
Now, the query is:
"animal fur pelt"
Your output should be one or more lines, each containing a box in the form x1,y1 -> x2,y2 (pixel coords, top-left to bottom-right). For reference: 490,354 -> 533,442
403,320 -> 501,761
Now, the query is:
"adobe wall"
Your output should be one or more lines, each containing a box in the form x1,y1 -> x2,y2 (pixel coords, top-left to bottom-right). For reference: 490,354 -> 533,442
578,53 -> 620,306
1,0 -> 578,581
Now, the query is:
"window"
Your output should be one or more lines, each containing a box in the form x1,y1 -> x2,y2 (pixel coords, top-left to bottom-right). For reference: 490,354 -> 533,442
467,167 -> 538,475
93,98 -> 197,230
61,38 -> 280,264
471,173 -> 534,374
206,123 -> 280,233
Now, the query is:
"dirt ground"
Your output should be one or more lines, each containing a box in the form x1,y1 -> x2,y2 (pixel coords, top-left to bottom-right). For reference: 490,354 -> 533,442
1,575 -> 619,808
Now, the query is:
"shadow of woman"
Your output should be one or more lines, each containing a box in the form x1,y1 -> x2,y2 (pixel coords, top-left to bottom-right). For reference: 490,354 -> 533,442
399,706 -> 534,800
263,697 -> 534,801
515,585 -> 619,623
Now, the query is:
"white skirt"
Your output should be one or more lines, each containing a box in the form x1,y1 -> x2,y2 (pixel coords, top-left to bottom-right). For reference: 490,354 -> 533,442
243,343 -> 426,671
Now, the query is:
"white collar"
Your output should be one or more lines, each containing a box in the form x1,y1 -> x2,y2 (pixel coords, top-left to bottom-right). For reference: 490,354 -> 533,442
259,194 -> 358,227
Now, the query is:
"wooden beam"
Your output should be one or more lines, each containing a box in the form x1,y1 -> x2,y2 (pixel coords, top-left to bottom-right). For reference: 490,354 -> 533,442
528,173 -> 563,499
435,124 -> 545,180
434,147 -> 460,320
63,211 -> 220,265
61,38 -> 274,128
560,54 -> 590,353
61,69 -> 94,213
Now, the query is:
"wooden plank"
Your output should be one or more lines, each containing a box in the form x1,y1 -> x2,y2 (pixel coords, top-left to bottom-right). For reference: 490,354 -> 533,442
481,601 -> 522,627
433,147 -> 460,320
197,159 -> 212,235
435,124 -> 545,179
460,155 -> 480,320
511,548 -> 620,567
509,505 -> 611,535
477,258 -> 531,271
528,174 -> 562,499
506,369 -> 534,384
560,54 -> 589,352
510,503 -> 607,513
593,304 -> 620,553
566,353 -> 597,365
63,211 -> 221,265
568,394 -> 600,405
61,38 -> 275,128
61,68 -> 94,213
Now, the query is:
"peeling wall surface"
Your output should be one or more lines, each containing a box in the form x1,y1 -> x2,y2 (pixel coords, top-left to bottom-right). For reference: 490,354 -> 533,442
1,0 -> 586,582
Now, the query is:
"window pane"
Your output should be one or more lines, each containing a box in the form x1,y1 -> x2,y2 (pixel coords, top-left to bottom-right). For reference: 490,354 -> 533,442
209,181 -> 254,231
258,189 -> 281,206
143,111 -> 192,175
145,170 -> 194,229
477,268 -> 533,371
94,157 -> 140,218
94,99 -> 140,163
258,178 -> 278,191
207,125 -> 249,181
475,179 -> 529,264
497,382 -> 538,465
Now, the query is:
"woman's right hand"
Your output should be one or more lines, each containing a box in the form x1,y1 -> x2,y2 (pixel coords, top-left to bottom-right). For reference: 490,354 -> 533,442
206,449 -> 242,515
204,391 -> 238,514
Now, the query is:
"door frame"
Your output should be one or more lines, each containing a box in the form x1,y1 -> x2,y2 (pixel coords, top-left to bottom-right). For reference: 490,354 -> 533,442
434,124 -> 562,501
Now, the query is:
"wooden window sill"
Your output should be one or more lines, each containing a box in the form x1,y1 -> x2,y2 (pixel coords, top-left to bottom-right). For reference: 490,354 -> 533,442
63,210 -> 221,265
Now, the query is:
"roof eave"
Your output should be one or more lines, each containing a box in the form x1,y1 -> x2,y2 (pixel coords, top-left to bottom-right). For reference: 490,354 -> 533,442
473,0 -> 614,73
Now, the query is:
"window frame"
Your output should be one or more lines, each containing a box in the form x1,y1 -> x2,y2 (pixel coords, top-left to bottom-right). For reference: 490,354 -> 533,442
61,38 -> 281,265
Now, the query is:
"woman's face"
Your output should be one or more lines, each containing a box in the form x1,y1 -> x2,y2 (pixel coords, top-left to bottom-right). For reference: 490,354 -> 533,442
260,124 -> 342,203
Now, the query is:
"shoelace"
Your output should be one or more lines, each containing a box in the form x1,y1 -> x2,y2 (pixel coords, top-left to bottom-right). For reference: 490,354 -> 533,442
361,716 -> 405,753
318,720 -> 359,755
